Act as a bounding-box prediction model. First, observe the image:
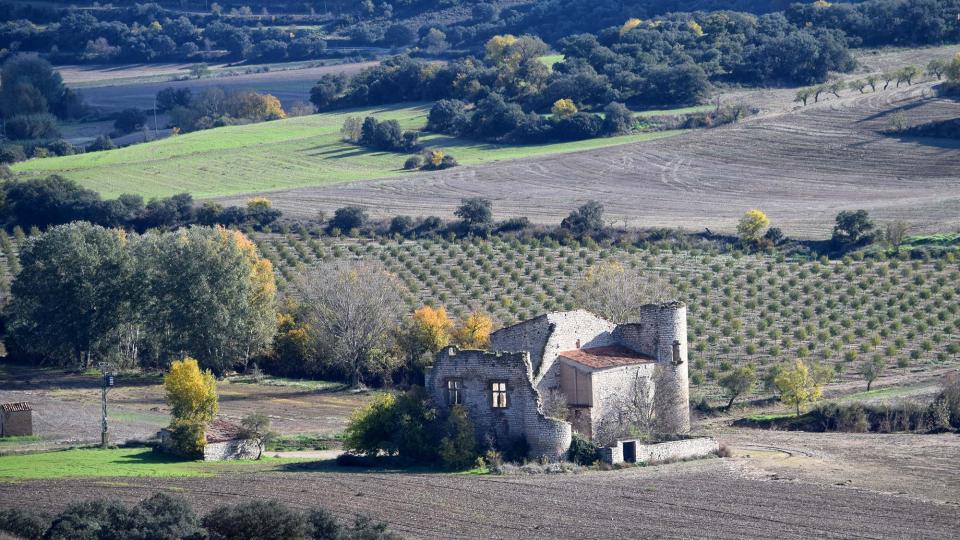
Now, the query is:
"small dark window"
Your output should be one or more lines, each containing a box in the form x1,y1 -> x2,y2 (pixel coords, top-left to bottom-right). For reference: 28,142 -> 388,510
576,339 -> 581,349
446,379 -> 462,405
491,381 -> 508,408
672,340 -> 682,365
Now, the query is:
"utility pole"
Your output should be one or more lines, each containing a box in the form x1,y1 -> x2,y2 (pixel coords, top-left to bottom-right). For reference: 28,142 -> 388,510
98,362 -> 115,449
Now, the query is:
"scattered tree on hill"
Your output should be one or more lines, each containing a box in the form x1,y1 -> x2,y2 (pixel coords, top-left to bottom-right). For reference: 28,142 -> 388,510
859,356 -> 885,391
927,58 -> 948,80
865,74 -> 879,92
114,108 -> 147,134
452,311 -> 493,349
881,71 -> 897,90
329,206 -> 368,233
884,220 -> 910,252
718,364 -> 756,410
551,98 -> 577,118
848,79 -> 868,93
455,197 -> 493,231
774,359 -> 832,416
575,261 -> 676,323
832,209 -> 876,248
737,209 -> 770,244
602,102 -> 634,135
293,261 -> 404,387
189,63 -> 210,79
895,65 -> 922,86
560,200 -> 604,237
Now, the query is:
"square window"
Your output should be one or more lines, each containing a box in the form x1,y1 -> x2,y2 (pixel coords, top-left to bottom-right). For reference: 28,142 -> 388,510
446,379 -> 462,405
491,381 -> 508,408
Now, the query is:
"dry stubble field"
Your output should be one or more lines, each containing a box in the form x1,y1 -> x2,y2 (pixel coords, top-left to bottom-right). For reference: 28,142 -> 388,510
226,81 -> 960,239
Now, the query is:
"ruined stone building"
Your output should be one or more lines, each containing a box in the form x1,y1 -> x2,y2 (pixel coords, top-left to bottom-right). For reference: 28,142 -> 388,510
425,303 -> 690,461
0,402 -> 33,437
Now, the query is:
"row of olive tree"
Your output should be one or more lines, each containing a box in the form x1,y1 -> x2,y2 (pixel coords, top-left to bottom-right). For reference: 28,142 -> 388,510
4,222 -> 277,374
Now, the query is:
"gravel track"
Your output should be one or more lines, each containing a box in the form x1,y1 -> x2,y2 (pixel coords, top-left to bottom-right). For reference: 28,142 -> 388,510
2,458 -> 957,539
223,81 -> 960,239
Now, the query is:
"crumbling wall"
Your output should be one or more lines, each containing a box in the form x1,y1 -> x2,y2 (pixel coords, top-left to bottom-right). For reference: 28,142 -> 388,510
203,439 -> 263,461
598,437 -> 718,465
535,311 -> 616,391
427,348 -> 571,461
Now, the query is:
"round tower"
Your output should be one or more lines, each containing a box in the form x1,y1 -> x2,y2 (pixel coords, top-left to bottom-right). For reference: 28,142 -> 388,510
654,301 -> 690,434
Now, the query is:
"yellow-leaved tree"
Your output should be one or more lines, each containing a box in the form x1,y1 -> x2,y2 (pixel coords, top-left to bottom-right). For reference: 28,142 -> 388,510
411,305 -> 454,353
736,209 -> 770,243
687,20 -> 704,37
774,360 -> 832,416
453,312 -> 493,349
551,98 -> 577,119
164,357 -> 218,456
619,18 -> 643,36
485,34 -> 519,65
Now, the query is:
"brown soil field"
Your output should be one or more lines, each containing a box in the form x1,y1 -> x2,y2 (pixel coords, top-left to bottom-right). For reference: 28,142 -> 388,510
0,366 -> 372,452
1,430 -> 958,538
223,80 -> 960,239
72,61 -> 379,112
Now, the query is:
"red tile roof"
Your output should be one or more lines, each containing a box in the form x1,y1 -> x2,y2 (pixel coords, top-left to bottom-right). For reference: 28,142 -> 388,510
0,402 -> 31,412
559,345 -> 654,370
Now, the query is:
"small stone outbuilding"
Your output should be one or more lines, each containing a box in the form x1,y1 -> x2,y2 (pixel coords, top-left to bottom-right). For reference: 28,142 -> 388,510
158,418 -> 263,461
0,402 -> 33,437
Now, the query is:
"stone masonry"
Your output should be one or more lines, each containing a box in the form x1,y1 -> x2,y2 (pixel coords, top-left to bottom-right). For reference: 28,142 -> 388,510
427,303 -> 691,461
0,402 -> 33,437
425,348 -> 572,461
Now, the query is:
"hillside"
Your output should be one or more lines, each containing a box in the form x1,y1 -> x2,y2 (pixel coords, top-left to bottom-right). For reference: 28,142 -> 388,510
246,231 -> 960,402
10,103 -> 683,199
225,77 -> 960,239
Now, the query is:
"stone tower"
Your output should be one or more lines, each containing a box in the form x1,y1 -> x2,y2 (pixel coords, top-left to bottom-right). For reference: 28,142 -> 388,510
653,301 -> 690,434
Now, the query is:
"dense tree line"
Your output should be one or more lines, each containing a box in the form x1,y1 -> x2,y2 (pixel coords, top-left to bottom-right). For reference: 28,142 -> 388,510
164,87 -> 286,132
0,55 -> 85,144
0,176 -> 281,231
4,222 -> 277,375
0,4 -> 333,64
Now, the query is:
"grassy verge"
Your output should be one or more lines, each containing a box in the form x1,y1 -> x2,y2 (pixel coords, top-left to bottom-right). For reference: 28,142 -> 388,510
227,375 -> 344,391
0,436 -> 42,445
266,433 -> 342,452
0,447 -> 309,479
12,102 -> 686,199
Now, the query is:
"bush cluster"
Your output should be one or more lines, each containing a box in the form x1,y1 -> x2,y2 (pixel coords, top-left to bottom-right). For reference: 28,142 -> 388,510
0,493 -> 397,540
343,387 -> 480,469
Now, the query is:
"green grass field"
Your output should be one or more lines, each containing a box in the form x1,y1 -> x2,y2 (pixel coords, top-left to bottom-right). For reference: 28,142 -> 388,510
12,103 -> 685,199
0,447 -> 307,479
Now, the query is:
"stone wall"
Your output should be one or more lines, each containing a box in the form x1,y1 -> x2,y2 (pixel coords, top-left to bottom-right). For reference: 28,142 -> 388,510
203,439 -> 264,461
653,302 -> 690,433
598,437 -> 718,465
589,364 -> 655,442
0,410 -> 32,437
427,347 -> 571,461
535,311 -> 616,393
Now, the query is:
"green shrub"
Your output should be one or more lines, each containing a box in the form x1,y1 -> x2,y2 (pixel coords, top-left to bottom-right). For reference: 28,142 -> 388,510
343,387 -> 439,464
168,419 -> 207,458
568,433 -> 599,465
203,500 -> 310,540
438,405 -> 478,470
0,508 -> 48,540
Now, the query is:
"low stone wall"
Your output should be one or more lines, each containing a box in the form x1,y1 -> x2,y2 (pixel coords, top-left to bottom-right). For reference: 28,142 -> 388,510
203,438 -> 263,461
598,437 -> 718,465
